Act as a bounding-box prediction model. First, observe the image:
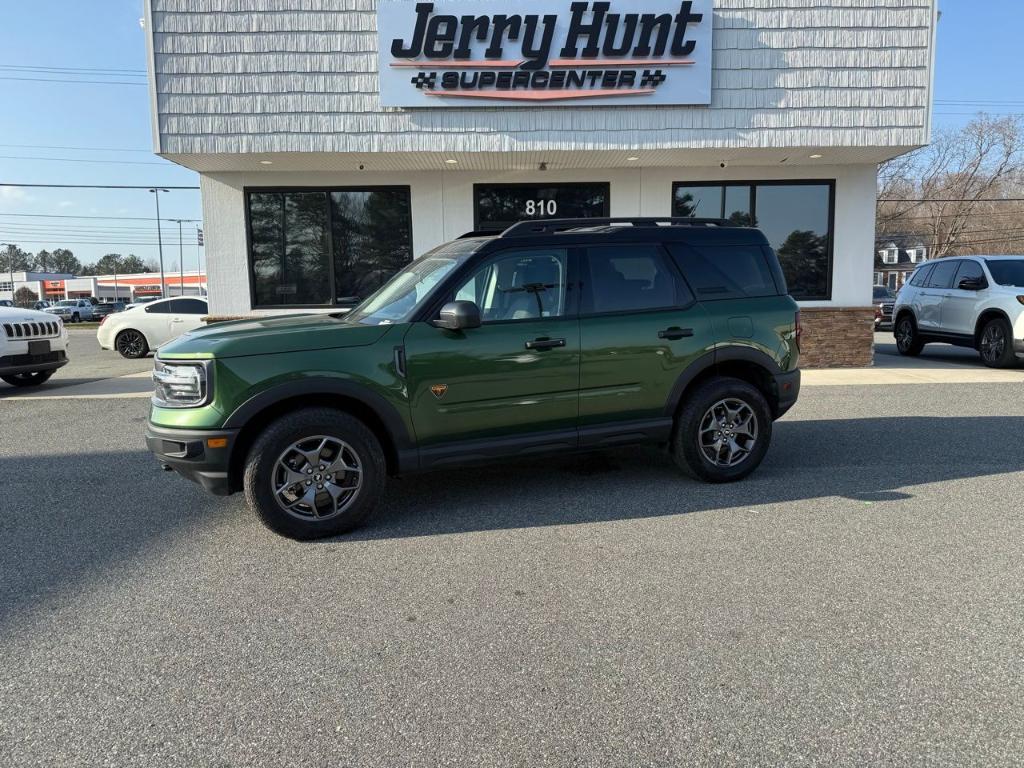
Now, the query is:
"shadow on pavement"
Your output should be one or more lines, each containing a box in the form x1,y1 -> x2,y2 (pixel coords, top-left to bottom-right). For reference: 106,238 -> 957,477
1,416 -> 1021,625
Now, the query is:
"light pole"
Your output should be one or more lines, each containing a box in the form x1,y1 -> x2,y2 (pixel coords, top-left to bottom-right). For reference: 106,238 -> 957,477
168,219 -> 186,296
195,226 -> 204,296
1,243 -> 14,303
149,188 -> 170,298
111,255 -> 120,305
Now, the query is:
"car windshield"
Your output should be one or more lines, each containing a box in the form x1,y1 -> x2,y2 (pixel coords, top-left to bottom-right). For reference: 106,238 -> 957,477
873,286 -> 895,300
343,239 -> 486,326
985,259 -> 1024,287
57,300 -> 77,306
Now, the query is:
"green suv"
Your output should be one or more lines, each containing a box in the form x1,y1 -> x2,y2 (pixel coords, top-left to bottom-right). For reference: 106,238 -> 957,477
146,218 -> 801,539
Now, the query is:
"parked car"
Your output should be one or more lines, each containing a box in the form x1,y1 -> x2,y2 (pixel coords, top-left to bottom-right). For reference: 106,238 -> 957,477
45,298 -> 94,323
125,296 -> 161,310
97,296 -> 208,358
0,300 -> 13,307
92,302 -> 126,319
893,255 -> 1024,368
873,285 -> 896,330
0,305 -> 69,387
145,217 -> 802,540
33,300 -> 52,311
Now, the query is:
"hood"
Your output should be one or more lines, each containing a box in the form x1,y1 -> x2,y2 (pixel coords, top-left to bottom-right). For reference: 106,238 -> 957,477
0,306 -> 64,322
157,313 -> 397,359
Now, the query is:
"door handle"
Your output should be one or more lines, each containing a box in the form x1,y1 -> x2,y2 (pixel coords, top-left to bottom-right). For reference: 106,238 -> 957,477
658,327 -> 694,340
525,337 -> 566,351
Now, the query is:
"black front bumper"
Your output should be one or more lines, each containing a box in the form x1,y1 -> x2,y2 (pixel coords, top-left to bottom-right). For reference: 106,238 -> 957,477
0,350 -> 68,376
144,423 -> 239,496
773,369 -> 801,418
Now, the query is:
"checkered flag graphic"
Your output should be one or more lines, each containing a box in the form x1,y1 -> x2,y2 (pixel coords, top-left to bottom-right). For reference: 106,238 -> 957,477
411,72 -> 437,90
640,70 -> 668,88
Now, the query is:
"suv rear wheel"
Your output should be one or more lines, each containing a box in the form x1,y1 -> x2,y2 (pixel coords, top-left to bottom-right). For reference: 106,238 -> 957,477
978,317 -> 1016,368
672,377 -> 772,483
243,408 -> 386,539
895,315 -> 924,356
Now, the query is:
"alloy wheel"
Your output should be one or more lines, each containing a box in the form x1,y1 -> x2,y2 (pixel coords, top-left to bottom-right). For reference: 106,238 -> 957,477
896,319 -> 914,352
980,324 -> 1006,363
698,398 -> 758,468
271,435 -> 362,521
116,331 -> 145,357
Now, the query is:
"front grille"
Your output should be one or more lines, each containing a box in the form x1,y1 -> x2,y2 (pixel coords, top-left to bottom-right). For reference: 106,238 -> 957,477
2,320 -> 61,339
0,350 -> 65,366
881,303 -> 895,317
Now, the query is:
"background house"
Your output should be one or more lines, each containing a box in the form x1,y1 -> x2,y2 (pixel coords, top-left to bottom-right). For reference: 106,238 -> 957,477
874,236 -> 930,290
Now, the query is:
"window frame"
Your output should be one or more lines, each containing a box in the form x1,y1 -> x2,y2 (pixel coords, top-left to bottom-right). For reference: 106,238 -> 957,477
472,182 -> 611,233
670,179 -> 836,301
579,243 -> 694,318
244,185 -> 414,310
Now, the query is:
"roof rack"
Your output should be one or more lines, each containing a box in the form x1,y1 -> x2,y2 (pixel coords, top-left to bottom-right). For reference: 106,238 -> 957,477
501,217 -> 733,238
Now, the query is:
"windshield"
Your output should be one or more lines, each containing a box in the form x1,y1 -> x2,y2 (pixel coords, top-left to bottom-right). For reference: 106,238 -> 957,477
985,259 -> 1024,287
344,239 -> 485,326
57,300 -> 77,306
873,286 -> 894,300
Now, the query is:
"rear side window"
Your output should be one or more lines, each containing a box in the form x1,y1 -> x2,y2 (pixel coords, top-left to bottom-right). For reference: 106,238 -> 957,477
667,244 -> 780,301
926,260 -> 960,289
582,245 -> 689,314
909,263 -> 934,287
170,299 -> 208,314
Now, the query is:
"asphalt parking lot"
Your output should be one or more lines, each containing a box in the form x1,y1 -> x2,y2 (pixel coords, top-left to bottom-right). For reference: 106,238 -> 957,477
1,332 -> 1022,766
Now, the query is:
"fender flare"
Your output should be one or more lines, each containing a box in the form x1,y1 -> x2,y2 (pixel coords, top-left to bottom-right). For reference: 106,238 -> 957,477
223,377 -> 417,468
662,346 -> 783,417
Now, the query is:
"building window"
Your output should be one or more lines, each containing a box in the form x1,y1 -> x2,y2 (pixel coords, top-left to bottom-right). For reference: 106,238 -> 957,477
474,183 -> 610,232
672,180 -> 834,301
246,187 -> 412,308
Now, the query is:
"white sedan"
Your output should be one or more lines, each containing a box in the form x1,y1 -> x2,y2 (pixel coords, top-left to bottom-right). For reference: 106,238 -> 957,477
97,297 -> 209,358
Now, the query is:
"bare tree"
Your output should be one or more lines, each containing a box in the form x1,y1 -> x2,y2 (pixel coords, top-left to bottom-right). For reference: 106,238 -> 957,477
878,115 -> 1024,258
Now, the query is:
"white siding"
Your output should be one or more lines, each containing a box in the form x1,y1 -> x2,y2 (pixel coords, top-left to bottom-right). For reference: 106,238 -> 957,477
149,0 -> 936,156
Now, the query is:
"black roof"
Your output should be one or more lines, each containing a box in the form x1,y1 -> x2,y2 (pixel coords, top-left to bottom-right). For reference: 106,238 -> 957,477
464,217 -> 769,249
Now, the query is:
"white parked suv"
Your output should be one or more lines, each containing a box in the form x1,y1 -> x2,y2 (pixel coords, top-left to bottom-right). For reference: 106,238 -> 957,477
0,306 -> 70,387
97,296 -> 208,358
892,255 -> 1024,368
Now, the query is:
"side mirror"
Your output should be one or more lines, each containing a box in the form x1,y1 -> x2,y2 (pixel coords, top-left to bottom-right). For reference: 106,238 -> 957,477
434,300 -> 481,331
958,277 -> 986,291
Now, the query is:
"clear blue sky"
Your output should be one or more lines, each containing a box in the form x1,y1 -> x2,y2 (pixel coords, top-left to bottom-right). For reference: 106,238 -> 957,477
0,0 -> 1020,270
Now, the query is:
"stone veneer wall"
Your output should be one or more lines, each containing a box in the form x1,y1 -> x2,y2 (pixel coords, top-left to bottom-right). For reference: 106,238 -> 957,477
799,307 -> 875,368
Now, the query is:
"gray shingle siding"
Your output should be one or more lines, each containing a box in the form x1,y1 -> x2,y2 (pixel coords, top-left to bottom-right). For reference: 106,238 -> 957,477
148,0 -> 936,155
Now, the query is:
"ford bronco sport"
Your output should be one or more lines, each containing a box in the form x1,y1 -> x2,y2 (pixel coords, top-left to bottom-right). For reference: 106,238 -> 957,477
146,218 -> 801,539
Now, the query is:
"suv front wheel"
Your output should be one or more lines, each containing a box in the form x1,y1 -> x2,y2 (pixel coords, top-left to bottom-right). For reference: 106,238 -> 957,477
672,377 -> 772,483
978,317 -> 1017,369
243,408 -> 387,539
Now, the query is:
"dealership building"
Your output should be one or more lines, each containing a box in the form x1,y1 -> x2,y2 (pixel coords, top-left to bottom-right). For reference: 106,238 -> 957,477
144,0 -> 937,366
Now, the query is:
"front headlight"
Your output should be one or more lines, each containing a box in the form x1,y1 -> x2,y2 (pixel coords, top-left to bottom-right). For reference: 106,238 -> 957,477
152,359 -> 211,408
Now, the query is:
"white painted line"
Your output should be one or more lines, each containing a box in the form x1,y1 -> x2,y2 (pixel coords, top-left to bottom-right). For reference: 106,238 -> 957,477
803,367 -> 1024,386
2,371 -> 154,400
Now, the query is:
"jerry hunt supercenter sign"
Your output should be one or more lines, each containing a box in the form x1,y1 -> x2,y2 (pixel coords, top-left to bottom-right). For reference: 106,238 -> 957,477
377,1 -> 712,107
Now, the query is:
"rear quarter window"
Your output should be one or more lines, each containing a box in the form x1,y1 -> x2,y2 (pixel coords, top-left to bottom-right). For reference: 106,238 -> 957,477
667,243 -> 782,301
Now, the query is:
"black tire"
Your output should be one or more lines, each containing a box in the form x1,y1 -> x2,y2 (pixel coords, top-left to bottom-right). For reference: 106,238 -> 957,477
978,317 -> 1016,368
115,329 -> 149,359
672,377 -> 772,483
71,313 -> 80,323
1,370 -> 54,387
895,315 -> 924,356
243,408 -> 387,540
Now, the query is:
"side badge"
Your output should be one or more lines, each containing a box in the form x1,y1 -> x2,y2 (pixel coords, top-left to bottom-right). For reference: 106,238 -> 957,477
430,384 -> 448,399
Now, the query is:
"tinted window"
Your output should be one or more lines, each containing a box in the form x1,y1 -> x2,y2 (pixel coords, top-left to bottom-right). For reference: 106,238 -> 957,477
909,263 -> 934,287
170,299 -> 208,314
583,245 -> 687,314
247,187 -> 413,308
453,249 -> 568,322
954,260 -> 985,287
985,259 -> 1024,287
672,182 -> 832,300
474,183 -> 609,232
145,301 -> 172,314
926,260 -> 960,289
668,244 -> 780,301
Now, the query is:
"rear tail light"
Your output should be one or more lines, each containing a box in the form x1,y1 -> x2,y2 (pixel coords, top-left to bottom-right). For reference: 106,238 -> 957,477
794,310 -> 802,351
